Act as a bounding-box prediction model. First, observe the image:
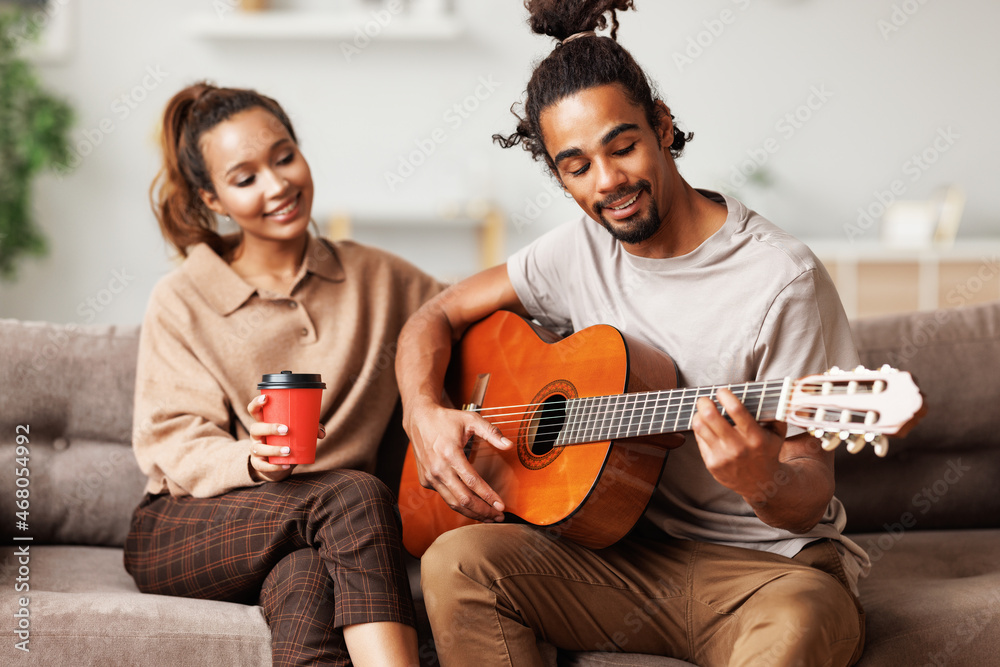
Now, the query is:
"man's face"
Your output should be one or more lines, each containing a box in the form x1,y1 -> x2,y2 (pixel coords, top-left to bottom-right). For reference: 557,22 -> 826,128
539,84 -> 674,245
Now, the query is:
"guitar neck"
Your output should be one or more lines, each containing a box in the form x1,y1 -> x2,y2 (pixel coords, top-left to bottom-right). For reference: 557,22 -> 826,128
554,378 -> 791,447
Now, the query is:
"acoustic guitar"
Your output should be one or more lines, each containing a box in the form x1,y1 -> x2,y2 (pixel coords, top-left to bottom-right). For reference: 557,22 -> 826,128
398,311 -> 925,557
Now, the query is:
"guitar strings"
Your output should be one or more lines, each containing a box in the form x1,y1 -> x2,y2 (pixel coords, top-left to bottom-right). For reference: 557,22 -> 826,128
472,386 -> 786,426
480,400 -> 792,433
473,383 -> 782,419
470,397 -> 873,443
471,378 -> 874,420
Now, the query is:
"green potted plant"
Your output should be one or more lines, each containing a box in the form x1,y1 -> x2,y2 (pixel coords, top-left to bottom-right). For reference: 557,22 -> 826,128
0,7 -> 74,281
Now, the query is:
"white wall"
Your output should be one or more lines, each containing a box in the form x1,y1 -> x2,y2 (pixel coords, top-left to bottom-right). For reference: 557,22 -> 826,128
1,0 -> 997,325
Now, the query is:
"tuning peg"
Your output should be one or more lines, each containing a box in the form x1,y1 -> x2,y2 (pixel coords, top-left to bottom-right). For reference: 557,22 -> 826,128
827,366 -> 842,375
854,365 -> 867,373
820,433 -> 840,452
872,435 -> 889,458
846,434 -> 867,454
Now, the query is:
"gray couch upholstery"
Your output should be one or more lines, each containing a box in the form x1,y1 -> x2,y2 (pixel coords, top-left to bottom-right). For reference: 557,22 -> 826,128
2,301 -> 999,666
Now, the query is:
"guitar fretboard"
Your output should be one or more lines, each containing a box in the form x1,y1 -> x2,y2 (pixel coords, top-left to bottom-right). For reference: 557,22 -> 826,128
553,379 -> 789,446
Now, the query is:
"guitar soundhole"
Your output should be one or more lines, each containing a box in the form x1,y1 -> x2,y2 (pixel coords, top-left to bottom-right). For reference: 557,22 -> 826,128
517,379 -> 577,470
531,394 -> 567,456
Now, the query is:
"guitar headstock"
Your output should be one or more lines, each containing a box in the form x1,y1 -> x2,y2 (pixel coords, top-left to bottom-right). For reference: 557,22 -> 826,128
784,365 -> 925,458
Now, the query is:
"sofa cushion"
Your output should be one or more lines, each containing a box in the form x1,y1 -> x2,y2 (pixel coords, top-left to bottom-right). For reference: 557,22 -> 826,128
851,529 -> 1000,666
1,320 -> 145,546
838,300 -> 1000,532
0,319 -> 139,444
0,545 -> 271,665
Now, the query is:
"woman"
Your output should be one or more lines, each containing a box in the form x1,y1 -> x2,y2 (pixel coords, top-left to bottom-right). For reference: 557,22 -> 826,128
124,82 -> 440,666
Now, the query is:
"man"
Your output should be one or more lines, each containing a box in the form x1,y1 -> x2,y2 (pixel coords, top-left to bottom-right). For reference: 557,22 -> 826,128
395,8 -> 868,666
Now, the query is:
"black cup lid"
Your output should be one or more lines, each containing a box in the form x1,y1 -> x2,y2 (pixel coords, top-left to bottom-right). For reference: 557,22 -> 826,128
258,370 -> 326,390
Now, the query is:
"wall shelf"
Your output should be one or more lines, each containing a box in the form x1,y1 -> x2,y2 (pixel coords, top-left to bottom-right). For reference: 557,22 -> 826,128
188,10 -> 464,41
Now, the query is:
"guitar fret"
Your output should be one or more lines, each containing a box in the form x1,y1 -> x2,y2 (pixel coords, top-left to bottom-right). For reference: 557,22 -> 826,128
651,391 -> 668,438
763,380 -> 780,421
597,395 -> 612,441
751,381 -> 764,420
689,387 -> 712,430
566,397 -> 581,445
713,385 -> 726,422
608,394 -> 621,440
623,394 -> 636,439
659,390 -> 672,434
558,399 -> 576,446
627,393 -> 641,438
588,396 -> 600,442
581,396 -> 595,443
668,389 -> 682,434
609,395 -> 622,440
674,387 -> 687,432
639,392 -> 655,437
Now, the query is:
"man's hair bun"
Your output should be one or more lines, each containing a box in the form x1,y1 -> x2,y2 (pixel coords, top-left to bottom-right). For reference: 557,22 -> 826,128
525,0 -> 636,42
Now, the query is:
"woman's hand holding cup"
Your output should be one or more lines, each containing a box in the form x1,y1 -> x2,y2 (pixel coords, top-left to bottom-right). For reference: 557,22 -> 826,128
247,392 -> 327,483
248,394 -> 296,482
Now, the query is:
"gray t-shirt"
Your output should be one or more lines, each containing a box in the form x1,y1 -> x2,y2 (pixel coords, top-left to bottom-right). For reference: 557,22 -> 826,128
507,191 -> 870,589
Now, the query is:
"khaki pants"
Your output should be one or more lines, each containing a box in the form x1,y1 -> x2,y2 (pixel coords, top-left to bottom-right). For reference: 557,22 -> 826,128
421,524 -> 864,666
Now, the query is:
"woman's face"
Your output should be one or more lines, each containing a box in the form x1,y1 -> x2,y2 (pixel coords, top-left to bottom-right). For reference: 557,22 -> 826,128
198,106 -> 314,245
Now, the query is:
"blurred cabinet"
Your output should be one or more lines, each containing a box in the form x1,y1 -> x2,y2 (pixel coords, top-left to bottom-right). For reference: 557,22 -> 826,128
807,240 -> 1000,319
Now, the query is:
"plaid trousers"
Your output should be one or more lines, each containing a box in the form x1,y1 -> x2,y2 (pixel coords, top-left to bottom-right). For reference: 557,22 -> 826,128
124,469 -> 416,666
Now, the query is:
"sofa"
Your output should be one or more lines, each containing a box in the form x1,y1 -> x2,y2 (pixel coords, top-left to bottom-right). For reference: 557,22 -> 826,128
2,300 -> 999,666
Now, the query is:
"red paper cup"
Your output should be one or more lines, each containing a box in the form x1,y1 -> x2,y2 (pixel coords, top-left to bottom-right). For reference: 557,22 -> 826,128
257,371 -> 326,465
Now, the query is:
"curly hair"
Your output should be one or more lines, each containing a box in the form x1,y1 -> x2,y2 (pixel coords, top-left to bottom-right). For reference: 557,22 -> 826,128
493,0 -> 692,170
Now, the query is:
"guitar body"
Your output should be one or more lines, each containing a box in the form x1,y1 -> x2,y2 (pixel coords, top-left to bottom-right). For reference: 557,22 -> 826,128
398,311 -> 684,557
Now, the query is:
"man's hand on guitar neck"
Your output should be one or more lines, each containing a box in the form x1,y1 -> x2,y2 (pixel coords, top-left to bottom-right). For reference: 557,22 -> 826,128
692,387 -> 836,534
405,395 -> 512,523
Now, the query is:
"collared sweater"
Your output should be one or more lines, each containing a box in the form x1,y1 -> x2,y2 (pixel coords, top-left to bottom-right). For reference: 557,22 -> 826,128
133,235 -> 443,497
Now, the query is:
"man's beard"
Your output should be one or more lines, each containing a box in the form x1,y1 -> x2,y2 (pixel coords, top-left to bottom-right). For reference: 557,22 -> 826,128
595,180 -> 661,245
